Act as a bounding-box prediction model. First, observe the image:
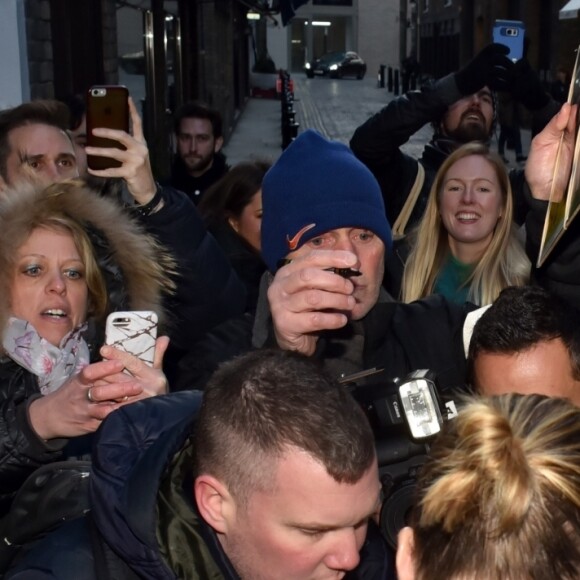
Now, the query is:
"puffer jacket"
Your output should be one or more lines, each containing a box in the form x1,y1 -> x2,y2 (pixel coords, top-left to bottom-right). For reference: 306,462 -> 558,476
350,72 -> 559,230
0,180 -> 175,516
0,362 -> 66,516
6,392 -> 394,579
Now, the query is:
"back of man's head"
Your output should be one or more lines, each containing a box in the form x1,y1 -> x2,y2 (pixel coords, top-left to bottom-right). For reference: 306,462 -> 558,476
0,100 -> 70,180
468,285 -> 580,388
173,101 -> 223,139
195,349 -> 376,505
406,393 -> 580,579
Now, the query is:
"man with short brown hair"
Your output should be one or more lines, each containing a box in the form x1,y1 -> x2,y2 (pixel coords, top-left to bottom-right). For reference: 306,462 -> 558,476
0,100 -> 78,189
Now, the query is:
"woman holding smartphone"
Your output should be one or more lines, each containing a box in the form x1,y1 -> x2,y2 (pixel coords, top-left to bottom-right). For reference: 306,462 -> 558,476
0,179 -> 173,518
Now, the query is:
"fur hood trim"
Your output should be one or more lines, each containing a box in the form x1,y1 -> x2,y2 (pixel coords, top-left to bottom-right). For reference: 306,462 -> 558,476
0,180 -> 176,337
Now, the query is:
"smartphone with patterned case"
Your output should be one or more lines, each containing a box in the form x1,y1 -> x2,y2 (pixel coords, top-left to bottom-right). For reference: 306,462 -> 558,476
105,311 -> 158,366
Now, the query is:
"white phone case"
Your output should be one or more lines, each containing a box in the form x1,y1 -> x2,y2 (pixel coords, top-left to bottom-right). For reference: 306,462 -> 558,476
105,311 -> 158,366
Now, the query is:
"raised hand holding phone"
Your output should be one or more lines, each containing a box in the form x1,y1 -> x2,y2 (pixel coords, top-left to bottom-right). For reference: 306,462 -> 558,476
85,91 -> 158,207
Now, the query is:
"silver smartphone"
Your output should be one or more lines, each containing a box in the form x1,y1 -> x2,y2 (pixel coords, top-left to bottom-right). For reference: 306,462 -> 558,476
104,311 -> 158,366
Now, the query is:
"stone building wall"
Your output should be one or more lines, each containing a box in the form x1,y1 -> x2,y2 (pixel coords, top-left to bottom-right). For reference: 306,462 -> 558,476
24,0 -> 119,100
358,0 -> 400,75
25,0 -> 54,99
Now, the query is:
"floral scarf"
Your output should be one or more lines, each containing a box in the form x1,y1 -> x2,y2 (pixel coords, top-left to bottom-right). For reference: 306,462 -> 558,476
2,317 -> 90,395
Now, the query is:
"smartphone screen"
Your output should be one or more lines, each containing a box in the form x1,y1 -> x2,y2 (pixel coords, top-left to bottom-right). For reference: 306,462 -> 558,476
492,20 -> 525,63
105,311 -> 158,366
86,85 -> 129,171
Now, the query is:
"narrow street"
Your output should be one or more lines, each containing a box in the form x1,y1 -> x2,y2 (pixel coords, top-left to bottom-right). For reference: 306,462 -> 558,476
293,75 -> 433,159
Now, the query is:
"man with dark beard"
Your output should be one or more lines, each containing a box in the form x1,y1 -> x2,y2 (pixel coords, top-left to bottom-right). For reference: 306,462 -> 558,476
350,43 -> 559,232
169,102 -> 229,205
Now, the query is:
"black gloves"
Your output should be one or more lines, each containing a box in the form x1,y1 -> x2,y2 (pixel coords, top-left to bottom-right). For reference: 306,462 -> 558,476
455,43 -> 514,95
510,58 -> 550,110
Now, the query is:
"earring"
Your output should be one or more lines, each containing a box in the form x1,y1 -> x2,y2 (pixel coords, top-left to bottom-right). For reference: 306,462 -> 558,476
228,216 -> 239,233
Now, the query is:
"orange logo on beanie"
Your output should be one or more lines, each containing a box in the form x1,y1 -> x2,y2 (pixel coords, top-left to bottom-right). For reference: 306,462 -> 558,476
286,223 -> 316,250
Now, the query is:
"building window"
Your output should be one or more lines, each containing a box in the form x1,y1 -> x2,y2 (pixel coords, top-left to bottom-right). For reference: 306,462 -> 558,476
313,0 -> 352,5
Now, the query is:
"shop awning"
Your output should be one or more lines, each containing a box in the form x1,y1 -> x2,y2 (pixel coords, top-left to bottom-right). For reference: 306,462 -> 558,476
560,0 -> 580,20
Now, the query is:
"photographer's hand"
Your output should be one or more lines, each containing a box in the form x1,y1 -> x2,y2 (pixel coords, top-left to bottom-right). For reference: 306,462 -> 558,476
454,43 -> 513,95
268,250 -> 357,356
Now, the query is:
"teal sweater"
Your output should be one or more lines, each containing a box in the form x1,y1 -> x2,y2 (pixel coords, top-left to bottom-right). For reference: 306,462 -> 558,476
433,254 -> 475,304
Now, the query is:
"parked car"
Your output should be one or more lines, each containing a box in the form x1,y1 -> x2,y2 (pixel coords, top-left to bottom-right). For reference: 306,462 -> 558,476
305,51 -> 366,80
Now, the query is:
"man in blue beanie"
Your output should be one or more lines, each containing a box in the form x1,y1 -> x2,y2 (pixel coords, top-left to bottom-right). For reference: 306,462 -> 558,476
173,129 -> 471,392
261,129 -> 470,387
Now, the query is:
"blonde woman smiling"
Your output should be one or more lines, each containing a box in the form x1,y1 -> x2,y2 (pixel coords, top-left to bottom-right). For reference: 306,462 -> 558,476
400,142 -> 529,305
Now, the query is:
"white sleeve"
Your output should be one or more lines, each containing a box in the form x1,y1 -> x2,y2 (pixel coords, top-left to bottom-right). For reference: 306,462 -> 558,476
462,305 -> 492,358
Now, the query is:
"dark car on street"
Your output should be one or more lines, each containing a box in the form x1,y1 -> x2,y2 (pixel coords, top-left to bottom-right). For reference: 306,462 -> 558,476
305,51 -> 366,80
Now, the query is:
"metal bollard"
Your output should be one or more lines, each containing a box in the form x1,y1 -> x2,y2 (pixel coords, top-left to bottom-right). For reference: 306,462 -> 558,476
394,69 -> 400,96
387,67 -> 393,92
283,121 -> 300,150
282,110 -> 296,145
378,64 -> 386,88
279,70 -> 298,149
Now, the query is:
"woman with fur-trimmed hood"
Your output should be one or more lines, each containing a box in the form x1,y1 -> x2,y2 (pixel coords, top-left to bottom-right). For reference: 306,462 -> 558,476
0,179 -> 175,517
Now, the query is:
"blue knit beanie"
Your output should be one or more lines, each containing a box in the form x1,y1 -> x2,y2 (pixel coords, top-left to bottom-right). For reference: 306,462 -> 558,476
261,129 -> 392,272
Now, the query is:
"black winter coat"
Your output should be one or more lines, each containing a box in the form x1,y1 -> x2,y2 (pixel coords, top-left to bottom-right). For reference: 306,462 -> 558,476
141,186 -> 247,383
208,221 -> 267,313
175,289 -> 475,395
0,361 -> 68,516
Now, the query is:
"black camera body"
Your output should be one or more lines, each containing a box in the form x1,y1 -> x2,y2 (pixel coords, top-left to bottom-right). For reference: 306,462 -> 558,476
345,369 -> 457,548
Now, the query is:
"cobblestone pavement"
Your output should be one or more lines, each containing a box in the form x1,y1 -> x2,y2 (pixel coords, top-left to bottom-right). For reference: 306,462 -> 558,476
293,75 -> 433,160
225,73 -> 533,170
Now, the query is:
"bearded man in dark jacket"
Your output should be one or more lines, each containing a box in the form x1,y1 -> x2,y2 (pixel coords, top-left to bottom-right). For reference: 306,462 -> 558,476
6,350 -> 394,579
169,102 -> 229,205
